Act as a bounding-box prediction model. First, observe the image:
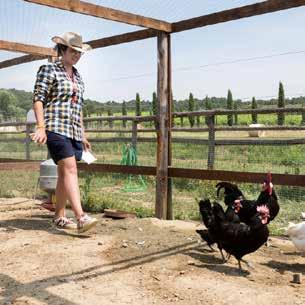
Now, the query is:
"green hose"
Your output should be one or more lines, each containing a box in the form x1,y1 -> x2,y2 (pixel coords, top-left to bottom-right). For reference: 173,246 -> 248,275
120,144 -> 146,192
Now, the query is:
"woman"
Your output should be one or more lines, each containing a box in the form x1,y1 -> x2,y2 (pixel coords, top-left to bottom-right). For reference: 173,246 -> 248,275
31,32 -> 97,233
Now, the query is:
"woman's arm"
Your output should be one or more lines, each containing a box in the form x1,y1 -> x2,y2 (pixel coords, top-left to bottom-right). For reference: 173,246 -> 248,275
31,101 -> 47,144
31,64 -> 54,144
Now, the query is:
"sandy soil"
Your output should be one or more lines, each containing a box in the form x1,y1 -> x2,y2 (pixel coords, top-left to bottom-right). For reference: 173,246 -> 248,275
0,197 -> 304,305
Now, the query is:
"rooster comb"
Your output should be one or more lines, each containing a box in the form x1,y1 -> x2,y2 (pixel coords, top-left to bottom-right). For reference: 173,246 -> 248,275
256,205 -> 270,216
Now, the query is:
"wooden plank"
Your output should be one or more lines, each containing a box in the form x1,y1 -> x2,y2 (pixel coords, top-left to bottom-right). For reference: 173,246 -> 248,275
207,115 -> 215,170
0,138 -> 24,143
0,40 -> 56,56
215,126 -> 305,132
24,0 -> 172,32
77,163 -> 156,176
84,128 -> 156,133
88,29 -> 157,49
156,32 -> 169,220
87,137 -> 305,146
172,0 -> 305,33
2,136 -> 304,146
0,54 -> 46,70
0,160 -> 304,187
168,168 -> 305,187
0,29 -> 157,69
84,114 -> 155,123
215,138 -> 305,146
174,107 -> 305,118
167,34 -> 173,220
0,162 -> 40,171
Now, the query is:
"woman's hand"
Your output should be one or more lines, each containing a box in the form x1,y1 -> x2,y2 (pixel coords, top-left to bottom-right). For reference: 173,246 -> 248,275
30,128 -> 47,145
82,137 -> 91,151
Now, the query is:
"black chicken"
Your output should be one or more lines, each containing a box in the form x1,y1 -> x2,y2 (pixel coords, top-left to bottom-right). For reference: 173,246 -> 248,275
216,181 -> 245,206
210,202 -> 269,272
216,174 -> 279,225
196,199 -> 227,261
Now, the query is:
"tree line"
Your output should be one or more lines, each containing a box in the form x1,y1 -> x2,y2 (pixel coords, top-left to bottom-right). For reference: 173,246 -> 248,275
1,82 -> 305,125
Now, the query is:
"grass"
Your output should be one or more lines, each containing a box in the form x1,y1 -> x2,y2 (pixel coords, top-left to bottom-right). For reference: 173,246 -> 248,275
0,169 -> 304,235
0,113 -> 305,235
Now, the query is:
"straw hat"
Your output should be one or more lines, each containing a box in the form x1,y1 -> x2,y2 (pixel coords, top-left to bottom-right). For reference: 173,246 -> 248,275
52,32 -> 92,52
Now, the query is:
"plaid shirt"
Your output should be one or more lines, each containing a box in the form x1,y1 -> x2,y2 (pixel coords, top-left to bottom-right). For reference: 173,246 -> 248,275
33,60 -> 85,141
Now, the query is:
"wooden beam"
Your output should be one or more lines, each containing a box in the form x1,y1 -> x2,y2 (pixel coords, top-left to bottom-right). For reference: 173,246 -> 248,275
4,0 -> 305,70
167,34 -> 173,220
172,0 -> 305,33
87,29 -> 157,49
1,160 -> 303,188
0,54 -> 47,70
0,40 -> 56,56
24,0 -> 172,32
156,32 -> 170,220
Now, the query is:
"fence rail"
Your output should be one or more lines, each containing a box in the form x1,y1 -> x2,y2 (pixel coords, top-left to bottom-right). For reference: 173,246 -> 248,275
0,107 -> 305,167
0,159 -> 304,187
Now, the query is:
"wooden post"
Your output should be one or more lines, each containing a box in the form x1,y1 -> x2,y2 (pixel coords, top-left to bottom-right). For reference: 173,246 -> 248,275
167,34 -> 173,220
25,123 -> 31,160
156,32 -> 169,219
132,120 -> 138,149
207,115 -> 215,169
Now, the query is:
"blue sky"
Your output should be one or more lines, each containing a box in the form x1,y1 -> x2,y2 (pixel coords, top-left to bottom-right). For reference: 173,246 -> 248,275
1,0 -> 305,102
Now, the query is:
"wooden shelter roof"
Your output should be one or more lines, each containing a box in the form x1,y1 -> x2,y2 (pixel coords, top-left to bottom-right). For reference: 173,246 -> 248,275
1,0 -> 305,68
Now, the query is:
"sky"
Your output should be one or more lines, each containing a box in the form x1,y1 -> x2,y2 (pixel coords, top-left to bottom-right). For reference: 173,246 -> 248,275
1,0 -> 305,103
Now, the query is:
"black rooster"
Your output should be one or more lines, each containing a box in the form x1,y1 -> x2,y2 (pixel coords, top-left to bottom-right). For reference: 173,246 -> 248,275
216,181 -> 245,206
210,202 -> 269,272
216,173 -> 279,225
196,199 -> 227,261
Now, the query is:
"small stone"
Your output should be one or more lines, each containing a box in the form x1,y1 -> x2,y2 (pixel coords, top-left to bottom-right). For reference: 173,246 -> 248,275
136,241 -> 145,246
179,270 -> 185,275
292,273 -> 302,284
122,243 -> 128,248
138,227 -> 143,232
98,242 -> 103,246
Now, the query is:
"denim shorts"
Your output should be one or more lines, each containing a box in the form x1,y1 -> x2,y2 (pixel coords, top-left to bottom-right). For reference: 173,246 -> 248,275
46,131 -> 83,164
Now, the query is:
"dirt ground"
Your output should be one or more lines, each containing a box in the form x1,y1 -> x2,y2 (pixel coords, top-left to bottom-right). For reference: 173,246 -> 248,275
0,198 -> 305,305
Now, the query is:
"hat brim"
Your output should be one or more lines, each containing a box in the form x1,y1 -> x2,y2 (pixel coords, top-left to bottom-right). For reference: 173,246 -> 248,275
52,36 -> 92,52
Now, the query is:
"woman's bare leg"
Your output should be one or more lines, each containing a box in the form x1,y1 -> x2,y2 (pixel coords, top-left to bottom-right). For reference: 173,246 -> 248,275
55,156 -> 83,219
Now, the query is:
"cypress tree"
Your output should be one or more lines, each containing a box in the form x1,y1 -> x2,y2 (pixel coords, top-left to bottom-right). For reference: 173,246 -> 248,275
122,101 -> 127,128
302,100 -> 305,125
188,93 -> 195,127
107,109 -> 113,128
152,92 -> 157,116
170,90 -> 175,127
196,103 -> 200,127
227,89 -> 233,126
277,82 -> 285,126
152,92 -> 157,129
205,95 -> 212,125
251,97 -> 258,124
135,93 -> 141,116
233,101 -> 238,125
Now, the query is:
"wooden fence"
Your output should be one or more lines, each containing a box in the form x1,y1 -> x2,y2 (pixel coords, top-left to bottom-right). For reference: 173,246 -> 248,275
1,107 -> 305,169
1,107 -> 305,217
